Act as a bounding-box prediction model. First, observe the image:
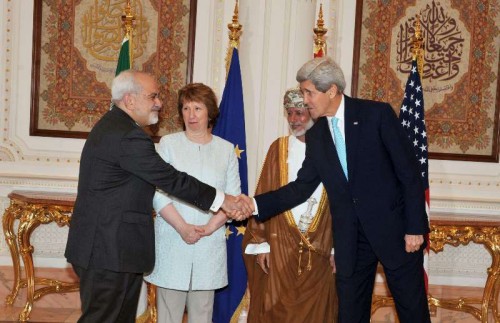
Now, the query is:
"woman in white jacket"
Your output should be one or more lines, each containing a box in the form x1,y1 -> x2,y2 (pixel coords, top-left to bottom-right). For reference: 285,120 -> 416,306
144,83 -> 241,323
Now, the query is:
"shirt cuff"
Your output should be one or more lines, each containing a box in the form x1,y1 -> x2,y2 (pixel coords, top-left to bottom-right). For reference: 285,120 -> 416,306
244,242 -> 271,254
252,198 -> 259,216
210,189 -> 225,212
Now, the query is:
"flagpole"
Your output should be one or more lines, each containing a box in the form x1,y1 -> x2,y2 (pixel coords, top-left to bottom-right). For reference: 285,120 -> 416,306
313,3 -> 327,58
412,15 -> 424,77
411,14 -> 434,315
225,0 -> 242,78
121,0 -> 135,68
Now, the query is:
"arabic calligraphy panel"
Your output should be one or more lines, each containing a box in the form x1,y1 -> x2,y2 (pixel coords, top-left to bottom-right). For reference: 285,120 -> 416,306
30,0 -> 196,139
352,0 -> 500,161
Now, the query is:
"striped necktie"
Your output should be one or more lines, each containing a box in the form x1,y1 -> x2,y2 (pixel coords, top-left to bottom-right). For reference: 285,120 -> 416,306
332,117 -> 348,179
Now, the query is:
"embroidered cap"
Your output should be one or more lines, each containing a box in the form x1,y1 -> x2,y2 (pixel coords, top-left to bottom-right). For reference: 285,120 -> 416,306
283,88 -> 305,109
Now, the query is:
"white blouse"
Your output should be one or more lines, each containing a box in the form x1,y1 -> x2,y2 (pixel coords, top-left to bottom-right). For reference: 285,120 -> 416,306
144,132 -> 241,290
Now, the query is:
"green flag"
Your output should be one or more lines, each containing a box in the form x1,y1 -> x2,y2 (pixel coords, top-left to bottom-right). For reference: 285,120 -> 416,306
115,37 -> 130,75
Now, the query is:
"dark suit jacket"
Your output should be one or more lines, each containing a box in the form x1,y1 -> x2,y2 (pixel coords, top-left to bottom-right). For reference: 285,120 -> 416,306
65,107 -> 216,273
255,95 -> 429,276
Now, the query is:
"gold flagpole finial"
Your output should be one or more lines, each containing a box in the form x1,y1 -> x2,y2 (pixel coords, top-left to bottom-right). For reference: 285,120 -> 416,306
411,14 -> 424,76
122,0 -> 136,67
313,4 -> 328,57
225,0 -> 242,76
228,0 -> 242,48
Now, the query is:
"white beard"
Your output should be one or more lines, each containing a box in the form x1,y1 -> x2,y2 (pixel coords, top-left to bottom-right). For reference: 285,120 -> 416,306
148,113 -> 159,125
290,118 -> 314,137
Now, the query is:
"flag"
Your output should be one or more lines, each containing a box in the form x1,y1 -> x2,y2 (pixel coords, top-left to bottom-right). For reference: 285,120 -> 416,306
212,48 -> 248,323
398,59 -> 430,291
115,37 -> 130,76
111,37 -> 131,109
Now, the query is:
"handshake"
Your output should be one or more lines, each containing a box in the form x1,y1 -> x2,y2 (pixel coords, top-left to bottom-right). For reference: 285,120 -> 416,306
221,194 -> 255,221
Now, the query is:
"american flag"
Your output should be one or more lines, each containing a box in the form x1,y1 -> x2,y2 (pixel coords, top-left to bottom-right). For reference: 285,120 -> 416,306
398,59 -> 430,291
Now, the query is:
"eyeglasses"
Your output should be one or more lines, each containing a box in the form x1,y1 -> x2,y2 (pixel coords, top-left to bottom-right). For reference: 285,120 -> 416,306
141,92 -> 160,101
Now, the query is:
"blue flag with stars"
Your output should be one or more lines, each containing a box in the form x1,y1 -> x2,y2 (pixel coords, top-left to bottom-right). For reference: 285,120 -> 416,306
212,48 -> 248,323
398,58 -> 430,291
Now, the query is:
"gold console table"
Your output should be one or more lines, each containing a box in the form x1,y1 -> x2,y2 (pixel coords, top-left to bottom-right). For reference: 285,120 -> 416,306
2,190 -> 78,321
2,190 -> 157,322
371,213 -> 500,322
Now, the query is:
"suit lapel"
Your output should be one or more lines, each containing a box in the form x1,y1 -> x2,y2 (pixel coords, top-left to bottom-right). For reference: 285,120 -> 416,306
317,117 -> 349,187
344,96 -> 360,183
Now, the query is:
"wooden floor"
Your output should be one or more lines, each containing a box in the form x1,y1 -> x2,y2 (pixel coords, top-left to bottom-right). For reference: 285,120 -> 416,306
0,266 -> 80,322
372,282 -> 492,323
0,266 -> 491,322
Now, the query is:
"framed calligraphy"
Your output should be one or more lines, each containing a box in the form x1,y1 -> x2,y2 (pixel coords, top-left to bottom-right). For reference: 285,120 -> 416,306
351,0 -> 500,162
29,0 -> 197,139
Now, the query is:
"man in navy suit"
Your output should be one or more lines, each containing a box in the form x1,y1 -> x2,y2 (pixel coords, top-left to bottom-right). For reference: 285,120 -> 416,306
253,57 -> 430,322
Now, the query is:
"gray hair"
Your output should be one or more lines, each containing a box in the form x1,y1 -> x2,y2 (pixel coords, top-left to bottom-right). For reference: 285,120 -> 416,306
111,70 -> 144,102
296,57 -> 346,93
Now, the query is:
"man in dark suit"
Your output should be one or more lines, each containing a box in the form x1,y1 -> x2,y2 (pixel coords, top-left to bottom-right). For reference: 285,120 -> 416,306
65,70 -> 252,323
253,57 -> 430,322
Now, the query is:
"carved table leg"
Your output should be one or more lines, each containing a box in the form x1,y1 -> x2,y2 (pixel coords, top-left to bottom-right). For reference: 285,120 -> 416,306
482,244 -> 500,323
148,282 -> 157,323
2,203 -> 23,305
491,275 -> 500,322
17,211 -> 41,322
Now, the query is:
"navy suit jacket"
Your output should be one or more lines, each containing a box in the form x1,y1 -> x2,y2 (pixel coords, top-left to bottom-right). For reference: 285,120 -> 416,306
65,107 -> 216,273
255,95 -> 429,276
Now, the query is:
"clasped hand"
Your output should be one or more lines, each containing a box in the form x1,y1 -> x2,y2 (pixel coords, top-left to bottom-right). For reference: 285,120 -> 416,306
221,194 -> 254,221
179,222 -> 218,244
404,234 -> 424,253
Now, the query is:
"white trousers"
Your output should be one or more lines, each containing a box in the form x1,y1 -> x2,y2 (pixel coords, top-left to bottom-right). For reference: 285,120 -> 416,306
156,287 -> 214,323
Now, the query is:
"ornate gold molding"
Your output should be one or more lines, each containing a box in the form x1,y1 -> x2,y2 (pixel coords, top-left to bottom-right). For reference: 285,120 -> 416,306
372,216 -> 500,323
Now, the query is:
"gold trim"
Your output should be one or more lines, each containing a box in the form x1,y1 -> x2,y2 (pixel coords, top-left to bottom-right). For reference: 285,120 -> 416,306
3,201 -> 24,305
225,0 -> 242,78
308,192 -> 328,233
2,192 -> 157,323
278,137 -> 328,235
371,219 -> 500,323
313,3 -> 328,57
230,287 -> 250,323
411,14 -> 424,77
3,196 -> 78,321
278,136 -> 290,195
121,0 -> 135,67
136,282 -> 157,323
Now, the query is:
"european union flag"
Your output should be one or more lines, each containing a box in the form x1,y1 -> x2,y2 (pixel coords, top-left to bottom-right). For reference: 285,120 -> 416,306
212,48 -> 248,323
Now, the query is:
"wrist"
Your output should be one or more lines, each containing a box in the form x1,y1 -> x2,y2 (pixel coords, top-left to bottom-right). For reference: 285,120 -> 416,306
207,222 -> 218,234
176,221 -> 188,235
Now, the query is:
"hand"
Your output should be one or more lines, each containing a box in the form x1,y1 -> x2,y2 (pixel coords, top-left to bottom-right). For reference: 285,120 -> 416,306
256,253 -> 270,274
329,254 -> 336,273
198,222 -> 217,237
178,223 -> 204,244
221,194 -> 254,220
404,234 -> 424,253
234,194 -> 255,220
